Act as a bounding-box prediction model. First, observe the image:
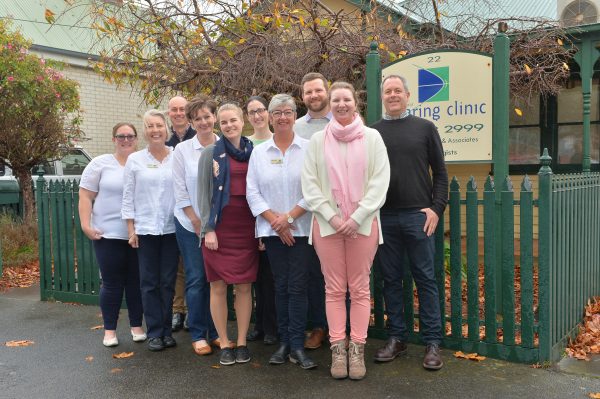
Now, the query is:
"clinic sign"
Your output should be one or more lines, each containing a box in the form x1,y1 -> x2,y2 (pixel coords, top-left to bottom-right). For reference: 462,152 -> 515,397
382,51 -> 493,162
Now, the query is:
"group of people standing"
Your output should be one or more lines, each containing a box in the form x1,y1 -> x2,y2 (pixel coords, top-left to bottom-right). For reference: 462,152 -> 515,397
78,72 -> 448,380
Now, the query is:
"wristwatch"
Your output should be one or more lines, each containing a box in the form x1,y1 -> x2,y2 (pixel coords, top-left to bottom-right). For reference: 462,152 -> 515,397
287,214 -> 294,224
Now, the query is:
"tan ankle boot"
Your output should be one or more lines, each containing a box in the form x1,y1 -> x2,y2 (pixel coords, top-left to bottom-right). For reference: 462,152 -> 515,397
348,341 -> 366,380
330,340 -> 348,379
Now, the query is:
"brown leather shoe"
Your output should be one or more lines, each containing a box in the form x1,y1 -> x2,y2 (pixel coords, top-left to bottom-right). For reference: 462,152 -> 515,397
192,340 -> 212,356
423,343 -> 443,370
373,337 -> 408,362
304,328 -> 327,349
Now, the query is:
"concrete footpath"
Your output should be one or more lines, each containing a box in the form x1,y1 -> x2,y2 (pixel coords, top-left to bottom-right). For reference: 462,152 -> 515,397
1,285 -> 599,399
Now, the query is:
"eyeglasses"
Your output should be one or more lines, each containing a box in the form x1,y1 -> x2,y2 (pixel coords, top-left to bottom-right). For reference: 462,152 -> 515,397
248,108 -> 267,117
271,110 -> 295,118
114,135 -> 137,142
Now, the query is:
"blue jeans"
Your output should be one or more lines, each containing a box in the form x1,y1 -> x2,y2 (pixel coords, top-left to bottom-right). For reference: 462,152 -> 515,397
137,234 -> 179,338
377,209 -> 442,344
175,218 -> 217,342
93,238 -> 143,330
307,247 -> 327,329
264,236 -> 310,351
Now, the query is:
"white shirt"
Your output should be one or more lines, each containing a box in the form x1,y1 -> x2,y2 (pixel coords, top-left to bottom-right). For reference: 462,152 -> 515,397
172,134 -> 219,233
122,147 -> 176,235
246,134 -> 311,238
79,154 -> 128,240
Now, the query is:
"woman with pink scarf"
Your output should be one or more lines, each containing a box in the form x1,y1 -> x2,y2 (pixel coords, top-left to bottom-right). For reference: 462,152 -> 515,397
301,81 -> 390,380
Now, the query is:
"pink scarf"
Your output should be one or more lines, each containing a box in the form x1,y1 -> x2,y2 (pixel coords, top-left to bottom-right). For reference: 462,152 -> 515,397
324,113 -> 366,220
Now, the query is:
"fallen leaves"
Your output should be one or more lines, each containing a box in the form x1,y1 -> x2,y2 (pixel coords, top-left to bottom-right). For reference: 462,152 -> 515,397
454,351 -> 486,361
210,364 -> 221,369
90,325 -> 103,330
0,261 -> 40,292
112,352 -> 134,359
589,393 -> 600,399
566,297 -> 600,361
5,340 -> 35,347
85,356 -> 94,362
110,368 -> 123,374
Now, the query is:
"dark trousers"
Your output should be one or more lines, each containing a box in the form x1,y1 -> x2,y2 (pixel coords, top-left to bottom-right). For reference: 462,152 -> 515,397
264,236 -> 310,351
377,209 -> 442,344
137,234 -> 179,338
93,238 -> 143,330
174,219 -> 217,342
306,247 -> 327,329
252,250 -> 278,337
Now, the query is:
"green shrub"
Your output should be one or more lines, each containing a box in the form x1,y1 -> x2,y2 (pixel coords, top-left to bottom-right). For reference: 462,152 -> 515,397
0,212 -> 38,268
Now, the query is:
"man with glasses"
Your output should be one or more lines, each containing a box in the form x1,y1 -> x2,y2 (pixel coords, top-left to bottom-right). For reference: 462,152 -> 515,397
166,95 -> 196,332
294,73 -> 332,350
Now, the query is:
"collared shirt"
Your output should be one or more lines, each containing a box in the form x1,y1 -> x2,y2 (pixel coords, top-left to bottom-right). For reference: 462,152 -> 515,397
246,134 -> 311,238
172,134 -> 219,233
383,110 -> 410,120
294,111 -> 332,140
166,125 -> 196,148
122,147 -> 176,235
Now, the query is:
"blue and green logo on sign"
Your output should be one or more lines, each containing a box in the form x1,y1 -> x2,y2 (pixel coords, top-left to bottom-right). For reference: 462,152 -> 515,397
418,67 -> 449,103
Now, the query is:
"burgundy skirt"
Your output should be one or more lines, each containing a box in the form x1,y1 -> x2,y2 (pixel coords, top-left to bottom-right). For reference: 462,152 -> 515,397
202,195 -> 259,284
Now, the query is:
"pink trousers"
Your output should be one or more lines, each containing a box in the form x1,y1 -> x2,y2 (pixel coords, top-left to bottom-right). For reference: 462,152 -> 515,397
312,219 -> 379,344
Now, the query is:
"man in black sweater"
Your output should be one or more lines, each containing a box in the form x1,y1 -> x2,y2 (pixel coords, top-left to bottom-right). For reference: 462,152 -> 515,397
371,75 -> 448,370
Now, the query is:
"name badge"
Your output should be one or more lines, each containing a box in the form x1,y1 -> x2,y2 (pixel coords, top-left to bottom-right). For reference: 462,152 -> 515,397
147,164 -> 158,168
271,159 -> 283,165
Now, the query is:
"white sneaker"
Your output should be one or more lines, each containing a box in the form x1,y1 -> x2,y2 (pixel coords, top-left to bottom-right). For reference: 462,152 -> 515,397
103,336 -> 119,347
131,330 -> 147,342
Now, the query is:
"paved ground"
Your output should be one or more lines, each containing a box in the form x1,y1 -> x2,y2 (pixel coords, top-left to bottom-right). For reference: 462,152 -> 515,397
1,285 -> 599,399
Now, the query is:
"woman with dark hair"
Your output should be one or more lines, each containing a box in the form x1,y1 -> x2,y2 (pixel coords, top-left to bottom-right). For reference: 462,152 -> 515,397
79,122 -> 145,347
122,109 -> 179,352
172,95 -> 220,356
302,82 -> 390,380
245,95 -> 278,346
197,103 -> 258,366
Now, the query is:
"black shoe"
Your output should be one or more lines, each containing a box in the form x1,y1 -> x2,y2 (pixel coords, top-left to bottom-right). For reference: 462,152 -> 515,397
289,349 -> 317,370
163,336 -> 177,348
423,343 -> 443,370
246,330 -> 264,341
269,344 -> 290,365
219,348 -> 236,366
374,337 -> 408,362
172,312 -> 184,332
148,337 -> 164,352
235,345 -> 251,363
183,314 -> 189,331
263,334 -> 278,345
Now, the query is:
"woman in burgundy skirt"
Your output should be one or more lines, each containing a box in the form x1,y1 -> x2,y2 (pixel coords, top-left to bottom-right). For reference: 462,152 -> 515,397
197,103 -> 259,366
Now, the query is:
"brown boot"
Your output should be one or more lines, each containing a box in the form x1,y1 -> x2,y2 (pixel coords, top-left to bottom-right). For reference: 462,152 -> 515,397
330,340 -> 348,379
304,328 -> 327,349
348,341 -> 366,380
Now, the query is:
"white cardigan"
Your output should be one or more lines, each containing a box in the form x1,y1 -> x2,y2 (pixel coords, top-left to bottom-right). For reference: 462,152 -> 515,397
301,126 -> 390,244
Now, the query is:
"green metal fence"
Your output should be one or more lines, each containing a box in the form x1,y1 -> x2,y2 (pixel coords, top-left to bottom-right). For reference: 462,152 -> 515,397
36,156 -> 600,363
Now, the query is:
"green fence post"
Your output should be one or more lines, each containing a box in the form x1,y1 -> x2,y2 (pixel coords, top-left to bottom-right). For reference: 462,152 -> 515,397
493,22 -> 510,316
35,166 -> 47,301
366,41 -> 381,126
537,148 -> 553,362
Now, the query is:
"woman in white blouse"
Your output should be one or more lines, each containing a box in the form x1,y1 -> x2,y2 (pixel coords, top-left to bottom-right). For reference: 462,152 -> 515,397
122,109 -> 179,352
79,122 -> 146,347
172,95 -> 219,356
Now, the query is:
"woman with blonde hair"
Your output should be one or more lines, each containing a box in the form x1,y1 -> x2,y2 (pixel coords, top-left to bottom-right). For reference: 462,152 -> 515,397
197,103 -> 258,366
302,82 -> 390,380
122,109 -> 179,352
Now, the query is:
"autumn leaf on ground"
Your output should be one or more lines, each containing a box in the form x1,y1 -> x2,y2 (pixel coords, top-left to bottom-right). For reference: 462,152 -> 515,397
85,356 -> 94,362
524,64 -> 532,75
567,297 -> 600,361
514,108 -> 523,117
251,362 -> 261,368
531,363 -> 542,368
90,325 -> 103,330
210,364 -> 221,369
112,352 -> 134,359
5,340 -> 35,347
589,393 -> 600,399
110,368 -> 122,374
454,351 -> 485,361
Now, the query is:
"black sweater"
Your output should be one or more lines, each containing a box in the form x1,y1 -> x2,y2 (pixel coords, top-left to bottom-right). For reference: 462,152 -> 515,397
371,115 -> 448,216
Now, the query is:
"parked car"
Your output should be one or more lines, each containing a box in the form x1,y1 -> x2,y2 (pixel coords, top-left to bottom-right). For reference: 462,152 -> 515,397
0,147 -> 93,210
